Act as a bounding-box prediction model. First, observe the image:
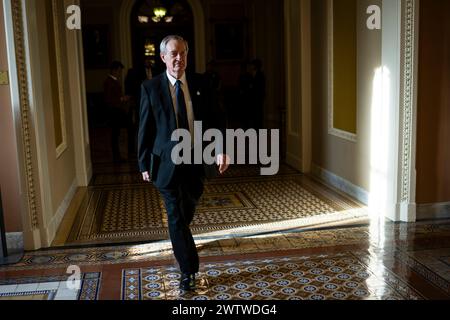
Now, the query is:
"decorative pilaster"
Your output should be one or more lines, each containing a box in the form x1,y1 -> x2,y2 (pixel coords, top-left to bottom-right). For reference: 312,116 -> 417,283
11,0 -> 39,229
399,0 -> 417,203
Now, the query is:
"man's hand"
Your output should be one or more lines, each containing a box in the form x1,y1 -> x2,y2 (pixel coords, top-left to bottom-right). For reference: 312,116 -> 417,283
216,154 -> 231,175
142,171 -> 151,182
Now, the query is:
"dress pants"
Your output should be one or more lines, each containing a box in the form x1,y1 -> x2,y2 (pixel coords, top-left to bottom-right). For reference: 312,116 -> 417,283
158,164 -> 204,274
110,107 -> 135,159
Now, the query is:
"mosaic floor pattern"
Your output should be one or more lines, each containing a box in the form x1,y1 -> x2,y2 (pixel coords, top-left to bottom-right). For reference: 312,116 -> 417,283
6,129 -> 440,301
122,252 -> 423,300
91,164 -> 300,186
64,174 -> 365,245
1,226 -> 374,271
1,220 -> 450,300
5,221 -> 450,272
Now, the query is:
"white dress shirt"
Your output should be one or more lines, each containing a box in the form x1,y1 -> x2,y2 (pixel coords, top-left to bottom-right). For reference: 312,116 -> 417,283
166,71 -> 194,138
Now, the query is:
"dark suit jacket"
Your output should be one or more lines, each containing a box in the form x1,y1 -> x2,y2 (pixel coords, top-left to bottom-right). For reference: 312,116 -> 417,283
138,72 -> 224,189
103,76 -> 122,109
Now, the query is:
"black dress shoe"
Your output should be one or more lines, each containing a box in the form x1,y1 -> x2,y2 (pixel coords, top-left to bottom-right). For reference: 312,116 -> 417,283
179,273 -> 196,291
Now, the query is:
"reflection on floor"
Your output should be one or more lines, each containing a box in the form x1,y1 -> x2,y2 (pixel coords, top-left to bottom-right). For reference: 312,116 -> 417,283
1,219 -> 450,300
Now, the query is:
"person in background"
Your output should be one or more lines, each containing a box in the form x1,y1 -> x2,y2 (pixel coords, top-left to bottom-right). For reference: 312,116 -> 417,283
143,57 -> 155,81
204,60 -> 226,125
103,60 -> 130,162
237,60 -> 252,129
247,59 -> 266,129
125,57 -> 156,158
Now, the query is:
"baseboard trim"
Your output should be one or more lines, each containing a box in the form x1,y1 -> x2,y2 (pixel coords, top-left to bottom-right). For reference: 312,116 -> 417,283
46,179 -> 78,246
311,164 -> 368,205
286,152 -> 302,172
416,202 -> 450,221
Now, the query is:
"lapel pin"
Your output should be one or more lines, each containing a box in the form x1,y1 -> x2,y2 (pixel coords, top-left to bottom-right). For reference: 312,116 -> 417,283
197,91 -> 201,96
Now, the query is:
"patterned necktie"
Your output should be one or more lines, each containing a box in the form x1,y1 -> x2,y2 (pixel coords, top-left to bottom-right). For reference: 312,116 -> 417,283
175,80 -> 189,130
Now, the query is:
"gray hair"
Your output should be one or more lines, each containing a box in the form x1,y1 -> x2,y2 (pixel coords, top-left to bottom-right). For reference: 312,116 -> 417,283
160,35 -> 189,55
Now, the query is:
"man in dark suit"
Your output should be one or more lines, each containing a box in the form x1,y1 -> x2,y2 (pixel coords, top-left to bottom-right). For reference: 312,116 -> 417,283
125,58 -> 156,158
138,35 -> 229,291
248,59 -> 266,129
104,61 -> 131,162
143,57 -> 155,81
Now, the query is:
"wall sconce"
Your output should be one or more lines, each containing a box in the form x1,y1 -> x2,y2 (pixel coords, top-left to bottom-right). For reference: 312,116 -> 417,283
138,15 -> 149,23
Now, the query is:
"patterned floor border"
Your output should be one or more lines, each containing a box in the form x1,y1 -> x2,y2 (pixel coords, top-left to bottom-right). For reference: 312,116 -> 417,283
394,250 -> 450,295
66,174 -> 364,245
91,164 -> 301,186
0,272 -> 101,300
76,208 -> 370,243
0,226 -> 375,271
3,221 -> 450,272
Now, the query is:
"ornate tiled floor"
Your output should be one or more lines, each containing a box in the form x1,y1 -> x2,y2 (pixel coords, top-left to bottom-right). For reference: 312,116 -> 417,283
55,162 -> 367,246
1,220 -> 450,300
56,130 -> 366,246
122,252 -> 423,300
2,149 -> 448,301
0,273 -> 101,300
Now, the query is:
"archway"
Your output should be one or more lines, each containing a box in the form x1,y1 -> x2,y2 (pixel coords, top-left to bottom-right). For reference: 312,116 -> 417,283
119,0 -> 206,73
130,0 -> 195,75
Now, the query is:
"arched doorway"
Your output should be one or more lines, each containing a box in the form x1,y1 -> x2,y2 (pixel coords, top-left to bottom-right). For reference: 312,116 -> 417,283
130,0 -> 195,75
120,0 -> 206,73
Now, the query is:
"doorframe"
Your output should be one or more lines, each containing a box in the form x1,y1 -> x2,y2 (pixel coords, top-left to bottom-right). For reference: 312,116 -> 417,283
285,0 -> 420,222
3,0 -> 92,249
284,0 -> 312,173
381,0 -> 420,222
120,0 -> 206,73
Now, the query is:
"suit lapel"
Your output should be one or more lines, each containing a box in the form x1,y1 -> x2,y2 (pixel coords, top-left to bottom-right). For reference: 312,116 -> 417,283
186,74 -> 196,99
160,73 -> 177,131
187,73 -> 200,120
